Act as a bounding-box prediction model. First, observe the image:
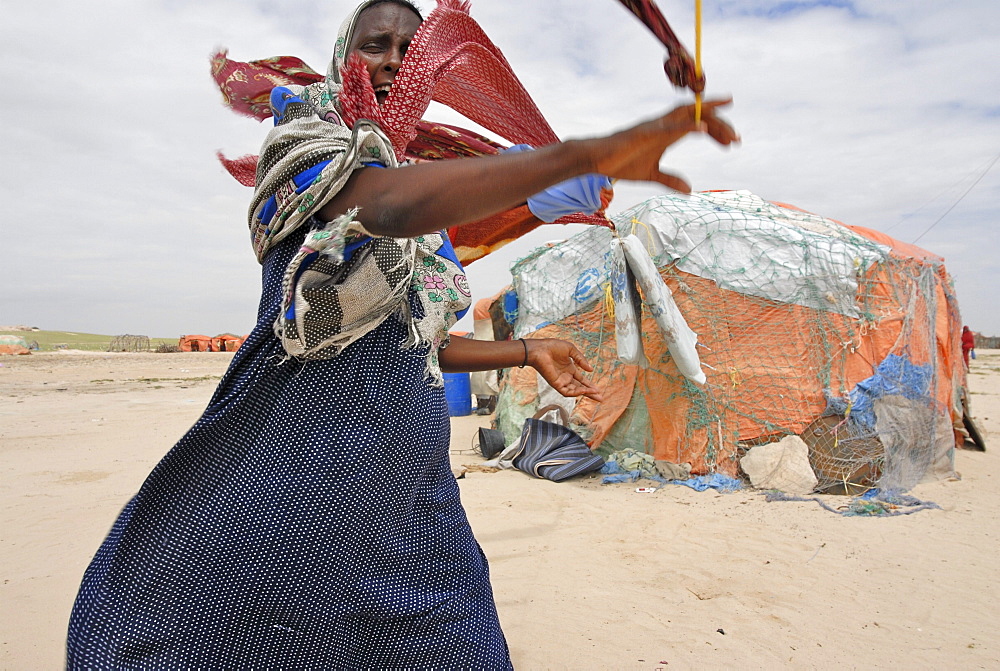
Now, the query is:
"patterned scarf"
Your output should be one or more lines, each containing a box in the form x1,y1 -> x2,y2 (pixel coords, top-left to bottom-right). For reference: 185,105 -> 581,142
228,0 -> 624,377
251,1 -> 477,382
250,0 -> 571,261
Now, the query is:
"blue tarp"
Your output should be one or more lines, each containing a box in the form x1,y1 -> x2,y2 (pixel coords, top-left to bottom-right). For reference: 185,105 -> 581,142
669,474 -> 743,493
826,353 -> 933,431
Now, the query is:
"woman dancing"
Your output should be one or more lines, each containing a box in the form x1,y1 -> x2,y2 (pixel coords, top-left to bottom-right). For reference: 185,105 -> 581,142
67,1 -> 737,667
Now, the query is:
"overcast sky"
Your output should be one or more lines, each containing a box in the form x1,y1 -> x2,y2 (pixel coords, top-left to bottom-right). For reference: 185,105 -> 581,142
2,0 -> 997,338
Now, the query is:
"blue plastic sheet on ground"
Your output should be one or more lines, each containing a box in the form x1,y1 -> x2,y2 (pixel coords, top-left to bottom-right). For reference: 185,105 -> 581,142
668,474 -> 742,493
600,461 -> 623,475
765,488 -> 941,516
602,472 -> 642,484
600,460 -> 666,485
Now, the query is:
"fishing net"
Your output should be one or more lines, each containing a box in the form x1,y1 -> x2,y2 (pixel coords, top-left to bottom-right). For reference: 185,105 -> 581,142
494,190 -> 964,493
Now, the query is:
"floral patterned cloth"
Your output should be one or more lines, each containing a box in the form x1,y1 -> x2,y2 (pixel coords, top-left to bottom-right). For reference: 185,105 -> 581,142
274,206 -> 470,383
251,5 -> 476,376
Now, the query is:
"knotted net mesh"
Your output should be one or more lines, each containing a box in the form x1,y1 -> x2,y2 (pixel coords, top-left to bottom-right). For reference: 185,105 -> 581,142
494,190 -> 963,493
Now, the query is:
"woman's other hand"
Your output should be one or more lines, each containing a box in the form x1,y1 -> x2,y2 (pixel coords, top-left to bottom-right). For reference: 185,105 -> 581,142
439,336 -> 602,402
524,339 -> 603,402
584,98 -> 739,193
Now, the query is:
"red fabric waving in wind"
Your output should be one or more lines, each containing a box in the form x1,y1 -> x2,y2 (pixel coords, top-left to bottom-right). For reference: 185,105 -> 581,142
338,0 -> 560,160
210,51 -> 324,120
615,0 -> 705,93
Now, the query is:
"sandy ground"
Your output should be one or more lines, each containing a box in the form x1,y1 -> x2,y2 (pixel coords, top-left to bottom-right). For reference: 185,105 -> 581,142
1,349 -> 998,670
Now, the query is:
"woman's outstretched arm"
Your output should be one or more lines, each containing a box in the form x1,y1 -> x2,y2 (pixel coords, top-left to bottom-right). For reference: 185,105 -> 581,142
319,99 -> 738,237
439,336 -> 603,402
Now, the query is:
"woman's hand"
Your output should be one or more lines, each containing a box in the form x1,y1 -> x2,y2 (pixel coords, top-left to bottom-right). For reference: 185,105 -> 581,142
438,337 -> 602,402
584,98 -> 739,193
524,339 -> 603,402
438,336 -> 602,402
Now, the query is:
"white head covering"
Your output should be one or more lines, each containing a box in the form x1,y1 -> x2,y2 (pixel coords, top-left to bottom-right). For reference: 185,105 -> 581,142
328,0 -> 422,85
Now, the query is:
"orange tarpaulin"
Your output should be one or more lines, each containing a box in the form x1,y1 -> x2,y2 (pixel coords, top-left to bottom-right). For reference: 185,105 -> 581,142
500,195 -> 963,488
212,334 -> 245,352
178,335 -> 213,352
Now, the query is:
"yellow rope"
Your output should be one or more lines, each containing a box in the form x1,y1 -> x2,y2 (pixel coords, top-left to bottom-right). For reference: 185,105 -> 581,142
629,216 -> 655,247
833,399 -> 852,453
694,0 -> 703,124
729,367 -> 741,390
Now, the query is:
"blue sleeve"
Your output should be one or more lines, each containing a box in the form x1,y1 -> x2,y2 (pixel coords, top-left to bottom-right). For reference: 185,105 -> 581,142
502,144 -> 611,223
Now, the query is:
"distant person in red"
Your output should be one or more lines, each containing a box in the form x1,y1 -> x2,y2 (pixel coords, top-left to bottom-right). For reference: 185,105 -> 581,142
962,326 -> 976,366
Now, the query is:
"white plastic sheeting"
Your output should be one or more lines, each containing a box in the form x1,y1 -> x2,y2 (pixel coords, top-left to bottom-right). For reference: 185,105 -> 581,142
508,190 -> 890,352
609,237 -> 645,366
510,225 -> 613,338
613,191 -> 889,318
620,235 -> 706,384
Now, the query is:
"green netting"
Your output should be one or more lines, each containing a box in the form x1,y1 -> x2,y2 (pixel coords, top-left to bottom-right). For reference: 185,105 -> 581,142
495,190 -> 961,493
0,335 -> 30,347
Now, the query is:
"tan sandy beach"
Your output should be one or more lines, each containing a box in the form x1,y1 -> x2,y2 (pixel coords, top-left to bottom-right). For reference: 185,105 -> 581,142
1,349 -> 998,669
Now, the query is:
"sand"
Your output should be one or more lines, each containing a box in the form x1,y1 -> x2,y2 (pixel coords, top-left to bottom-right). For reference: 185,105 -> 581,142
2,349 -> 998,669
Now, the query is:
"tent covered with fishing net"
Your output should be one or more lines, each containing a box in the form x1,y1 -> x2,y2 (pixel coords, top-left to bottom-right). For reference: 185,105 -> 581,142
494,189 -> 967,494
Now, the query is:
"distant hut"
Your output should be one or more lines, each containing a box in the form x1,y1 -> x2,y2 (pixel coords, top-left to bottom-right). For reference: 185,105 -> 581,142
178,335 -> 214,352
109,334 -> 150,352
212,333 -> 245,352
0,334 -> 31,356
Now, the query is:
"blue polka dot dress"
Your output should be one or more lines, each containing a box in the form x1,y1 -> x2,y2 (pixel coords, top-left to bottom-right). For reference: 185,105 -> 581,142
67,232 -> 512,669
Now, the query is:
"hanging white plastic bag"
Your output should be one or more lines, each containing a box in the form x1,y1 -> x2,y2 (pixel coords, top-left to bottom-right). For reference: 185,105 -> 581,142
620,234 -> 706,385
609,237 -> 645,366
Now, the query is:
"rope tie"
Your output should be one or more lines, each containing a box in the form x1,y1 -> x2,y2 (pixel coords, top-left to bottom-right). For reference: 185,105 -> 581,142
694,0 -> 703,124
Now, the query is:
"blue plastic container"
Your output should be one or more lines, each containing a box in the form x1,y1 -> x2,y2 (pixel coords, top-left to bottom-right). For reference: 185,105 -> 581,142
443,372 -> 472,416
